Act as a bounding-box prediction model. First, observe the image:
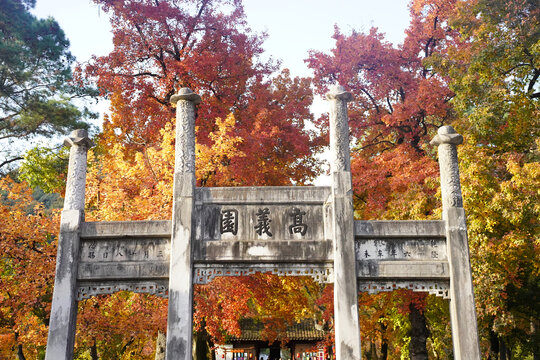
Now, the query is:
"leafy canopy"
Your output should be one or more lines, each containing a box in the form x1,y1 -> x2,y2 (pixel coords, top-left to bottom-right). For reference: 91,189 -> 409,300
0,0 -> 98,175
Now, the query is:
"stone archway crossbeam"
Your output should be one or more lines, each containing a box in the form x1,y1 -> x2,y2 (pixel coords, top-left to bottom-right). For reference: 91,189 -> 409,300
45,86 -> 481,360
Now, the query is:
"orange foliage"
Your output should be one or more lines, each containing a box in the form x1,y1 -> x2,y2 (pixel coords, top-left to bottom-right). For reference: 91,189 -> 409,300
0,178 -> 59,358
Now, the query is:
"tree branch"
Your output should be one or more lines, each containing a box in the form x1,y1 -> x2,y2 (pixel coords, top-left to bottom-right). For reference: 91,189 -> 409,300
359,88 -> 380,114
0,156 -> 24,170
527,68 -> 540,97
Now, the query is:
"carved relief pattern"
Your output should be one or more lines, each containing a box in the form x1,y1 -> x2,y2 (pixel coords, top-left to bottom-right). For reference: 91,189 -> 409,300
76,277 -> 446,300
175,100 -> 196,175
439,144 -> 463,209
194,265 -> 334,284
329,100 -> 351,172
64,145 -> 88,210
77,281 -> 168,300
358,280 -> 450,299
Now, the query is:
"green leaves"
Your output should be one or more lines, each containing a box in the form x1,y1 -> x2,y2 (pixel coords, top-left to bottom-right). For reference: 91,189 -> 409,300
0,0 -> 97,175
18,146 -> 69,194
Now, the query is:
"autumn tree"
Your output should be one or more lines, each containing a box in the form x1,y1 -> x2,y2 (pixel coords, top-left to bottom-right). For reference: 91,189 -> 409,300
308,0 -> 539,358
305,4 -> 458,357
306,24 -> 449,219
83,0 -> 322,186
0,177 -> 59,359
425,0 -> 540,357
76,2 -> 325,354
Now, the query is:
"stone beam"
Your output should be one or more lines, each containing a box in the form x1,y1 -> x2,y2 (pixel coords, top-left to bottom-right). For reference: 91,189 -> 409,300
81,220 -> 172,238
354,220 -> 445,238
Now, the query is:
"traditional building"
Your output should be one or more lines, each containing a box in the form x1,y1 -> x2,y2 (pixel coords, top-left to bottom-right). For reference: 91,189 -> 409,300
215,319 -> 331,360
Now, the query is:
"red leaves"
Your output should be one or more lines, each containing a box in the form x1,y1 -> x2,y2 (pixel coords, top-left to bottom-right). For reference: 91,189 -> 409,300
194,274 -> 329,345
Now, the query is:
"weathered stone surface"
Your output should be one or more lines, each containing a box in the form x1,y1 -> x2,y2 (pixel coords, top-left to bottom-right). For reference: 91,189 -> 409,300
81,220 -> 171,238
356,238 -> 447,261
359,280 -> 450,298
357,260 -> 449,279
445,207 -> 481,360
166,88 -> 198,360
195,240 -> 333,263
354,220 -> 445,238
195,187 -> 330,238
327,84 -> 353,173
327,84 -> 362,360
432,126 -> 481,360
62,129 -> 93,212
194,263 -> 334,284
431,126 -> 464,212
77,280 -> 168,300
46,130 -> 93,360
79,237 -> 170,264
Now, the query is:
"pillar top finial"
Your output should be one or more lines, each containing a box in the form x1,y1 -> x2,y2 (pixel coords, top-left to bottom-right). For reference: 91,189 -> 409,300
64,129 -> 94,148
171,87 -> 201,105
325,84 -> 353,102
430,125 -> 463,146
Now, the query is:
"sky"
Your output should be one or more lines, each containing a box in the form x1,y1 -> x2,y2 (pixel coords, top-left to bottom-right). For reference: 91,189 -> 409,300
31,0 -> 411,77
30,0 -> 412,184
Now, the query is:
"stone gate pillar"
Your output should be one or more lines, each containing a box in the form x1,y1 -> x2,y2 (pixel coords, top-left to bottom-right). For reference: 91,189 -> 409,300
327,85 -> 362,360
166,88 -> 200,360
431,125 -> 481,360
46,130 -> 93,360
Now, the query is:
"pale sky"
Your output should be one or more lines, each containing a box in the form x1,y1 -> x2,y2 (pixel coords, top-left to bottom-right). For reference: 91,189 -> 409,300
31,0 -> 411,76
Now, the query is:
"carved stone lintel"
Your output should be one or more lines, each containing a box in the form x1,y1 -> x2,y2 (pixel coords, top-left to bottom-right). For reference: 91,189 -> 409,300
326,84 -> 353,173
194,264 -> 334,284
77,281 -> 168,300
431,125 -> 464,211
359,280 -> 450,299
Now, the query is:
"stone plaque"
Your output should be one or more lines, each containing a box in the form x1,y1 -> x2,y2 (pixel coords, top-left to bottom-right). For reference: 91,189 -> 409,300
78,237 -> 170,281
199,205 -> 324,241
194,186 -> 332,243
355,238 -> 447,261
355,238 -> 449,280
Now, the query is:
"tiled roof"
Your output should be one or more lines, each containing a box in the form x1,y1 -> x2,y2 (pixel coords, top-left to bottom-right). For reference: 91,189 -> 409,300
232,319 -> 326,341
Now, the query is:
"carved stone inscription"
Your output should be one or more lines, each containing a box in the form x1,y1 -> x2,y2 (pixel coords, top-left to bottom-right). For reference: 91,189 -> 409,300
78,238 -> 170,281
355,238 -> 449,280
356,238 -> 447,261
198,205 -> 325,241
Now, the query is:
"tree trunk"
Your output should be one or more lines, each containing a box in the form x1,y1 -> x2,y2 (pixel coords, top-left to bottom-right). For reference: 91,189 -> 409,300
193,330 -> 212,360
90,338 -> 99,360
380,321 -> 388,360
155,330 -> 166,360
500,337 -> 507,360
17,344 -> 26,360
408,302 -> 429,360
488,330 -> 499,360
